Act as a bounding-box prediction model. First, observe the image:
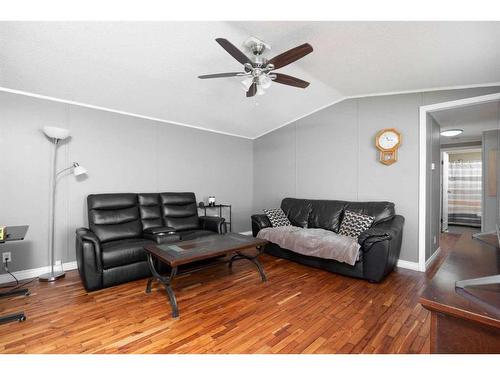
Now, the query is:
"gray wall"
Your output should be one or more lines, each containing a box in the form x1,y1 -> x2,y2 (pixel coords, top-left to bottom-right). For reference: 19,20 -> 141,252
425,115 -> 441,261
253,87 -> 500,263
0,92 -> 253,274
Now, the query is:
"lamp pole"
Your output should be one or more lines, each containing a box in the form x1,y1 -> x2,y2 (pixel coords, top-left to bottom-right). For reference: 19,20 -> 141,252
39,137 -> 65,281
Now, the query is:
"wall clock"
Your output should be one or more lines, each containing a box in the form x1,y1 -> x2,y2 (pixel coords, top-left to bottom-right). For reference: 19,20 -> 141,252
375,128 -> 401,165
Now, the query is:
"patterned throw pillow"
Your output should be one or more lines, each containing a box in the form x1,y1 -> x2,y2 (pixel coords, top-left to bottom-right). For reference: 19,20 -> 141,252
263,208 -> 292,228
338,210 -> 375,239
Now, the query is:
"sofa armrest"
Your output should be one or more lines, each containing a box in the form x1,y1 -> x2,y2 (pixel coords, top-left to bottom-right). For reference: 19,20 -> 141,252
75,227 -> 103,291
251,214 -> 272,237
359,215 -> 405,282
199,216 -> 226,234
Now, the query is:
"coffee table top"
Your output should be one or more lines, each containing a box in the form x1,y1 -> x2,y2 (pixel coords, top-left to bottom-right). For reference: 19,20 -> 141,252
144,232 -> 268,267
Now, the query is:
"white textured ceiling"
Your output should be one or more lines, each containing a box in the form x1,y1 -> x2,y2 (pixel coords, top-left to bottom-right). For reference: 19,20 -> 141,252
1,21 -> 500,139
432,101 -> 500,144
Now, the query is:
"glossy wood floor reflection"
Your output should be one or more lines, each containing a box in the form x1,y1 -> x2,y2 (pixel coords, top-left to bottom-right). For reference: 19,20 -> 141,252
0,236 -> 458,354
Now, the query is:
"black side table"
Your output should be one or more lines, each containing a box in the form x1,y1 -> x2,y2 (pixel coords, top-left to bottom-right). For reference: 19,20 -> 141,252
201,204 -> 232,232
0,225 -> 30,324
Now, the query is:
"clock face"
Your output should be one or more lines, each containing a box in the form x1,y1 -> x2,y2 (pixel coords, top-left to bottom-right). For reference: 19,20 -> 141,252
378,130 -> 400,150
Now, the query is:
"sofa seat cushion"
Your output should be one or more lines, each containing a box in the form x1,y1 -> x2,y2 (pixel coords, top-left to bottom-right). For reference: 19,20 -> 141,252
257,226 -> 361,266
178,229 -> 215,241
101,238 -> 155,269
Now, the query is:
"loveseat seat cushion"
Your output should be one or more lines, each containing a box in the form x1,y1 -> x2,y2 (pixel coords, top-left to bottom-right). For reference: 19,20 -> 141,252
308,200 -> 347,232
88,193 -> 142,243
343,201 -> 395,225
101,238 -> 155,269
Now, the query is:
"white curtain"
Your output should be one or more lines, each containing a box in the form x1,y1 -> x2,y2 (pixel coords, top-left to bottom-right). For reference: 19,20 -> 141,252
448,160 -> 482,227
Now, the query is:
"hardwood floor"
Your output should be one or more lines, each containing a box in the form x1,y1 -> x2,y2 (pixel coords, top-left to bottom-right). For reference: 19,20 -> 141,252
0,237 -> 457,354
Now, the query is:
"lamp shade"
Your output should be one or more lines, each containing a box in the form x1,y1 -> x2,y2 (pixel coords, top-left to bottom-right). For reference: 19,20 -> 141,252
72,163 -> 87,176
259,75 -> 272,89
241,77 -> 254,91
43,126 -> 70,140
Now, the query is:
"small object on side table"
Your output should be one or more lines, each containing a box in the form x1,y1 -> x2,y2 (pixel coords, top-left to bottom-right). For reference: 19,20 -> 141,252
0,225 -> 30,324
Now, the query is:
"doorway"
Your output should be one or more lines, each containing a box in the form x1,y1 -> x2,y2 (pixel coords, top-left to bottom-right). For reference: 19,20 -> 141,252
419,92 -> 500,271
441,148 -> 482,235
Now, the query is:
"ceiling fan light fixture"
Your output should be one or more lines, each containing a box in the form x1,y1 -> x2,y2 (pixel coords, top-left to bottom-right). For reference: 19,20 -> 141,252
241,77 -> 254,91
256,85 -> 266,96
259,75 -> 272,89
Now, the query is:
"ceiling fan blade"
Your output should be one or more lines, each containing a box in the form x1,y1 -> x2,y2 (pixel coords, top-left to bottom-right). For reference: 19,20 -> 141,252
246,82 -> 257,97
215,38 -> 253,65
272,73 -> 310,88
198,72 -> 246,79
268,43 -> 313,69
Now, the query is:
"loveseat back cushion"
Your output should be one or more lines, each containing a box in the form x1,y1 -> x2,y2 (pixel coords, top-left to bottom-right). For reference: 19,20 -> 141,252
88,193 -> 142,243
343,201 -> 395,225
138,193 -> 163,231
280,198 -> 313,228
308,199 -> 347,232
160,192 -> 200,231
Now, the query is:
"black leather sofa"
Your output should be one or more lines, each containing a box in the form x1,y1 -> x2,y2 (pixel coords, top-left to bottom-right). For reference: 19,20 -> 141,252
75,192 -> 226,291
251,198 -> 404,283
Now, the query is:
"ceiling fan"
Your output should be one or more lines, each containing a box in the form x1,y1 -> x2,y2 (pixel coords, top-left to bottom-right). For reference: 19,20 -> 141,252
198,37 -> 313,97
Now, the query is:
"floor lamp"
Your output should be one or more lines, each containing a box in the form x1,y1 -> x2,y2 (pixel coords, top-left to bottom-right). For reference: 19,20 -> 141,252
39,126 -> 87,282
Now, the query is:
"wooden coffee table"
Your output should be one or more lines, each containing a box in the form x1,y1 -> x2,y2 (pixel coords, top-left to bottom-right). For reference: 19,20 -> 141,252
143,233 -> 268,318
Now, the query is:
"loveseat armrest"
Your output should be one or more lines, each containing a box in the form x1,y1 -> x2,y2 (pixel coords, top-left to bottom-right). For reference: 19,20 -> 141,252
75,227 -> 103,291
358,215 -> 405,282
143,226 -> 179,244
199,216 -> 226,234
251,214 -> 272,237
143,226 -> 176,235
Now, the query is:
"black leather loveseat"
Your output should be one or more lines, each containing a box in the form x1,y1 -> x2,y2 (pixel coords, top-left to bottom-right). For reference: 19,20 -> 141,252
251,198 -> 404,283
75,192 -> 226,291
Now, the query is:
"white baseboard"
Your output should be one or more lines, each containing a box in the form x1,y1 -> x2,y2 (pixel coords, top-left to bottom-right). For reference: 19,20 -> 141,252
239,231 -> 253,236
396,260 -> 421,271
0,261 -> 78,284
425,247 -> 441,270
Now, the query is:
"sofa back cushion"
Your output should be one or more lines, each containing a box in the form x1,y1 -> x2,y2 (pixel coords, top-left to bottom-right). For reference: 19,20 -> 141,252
160,192 -> 200,231
281,198 -> 312,228
138,193 -> 162,231
87,193 -> 142,243
343,201 -> 395,225
308,199 -> 347,232
279,198 -> 395,232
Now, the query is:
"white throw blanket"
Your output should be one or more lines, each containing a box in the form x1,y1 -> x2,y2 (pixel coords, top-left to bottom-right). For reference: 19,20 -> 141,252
257,226 -> 360,266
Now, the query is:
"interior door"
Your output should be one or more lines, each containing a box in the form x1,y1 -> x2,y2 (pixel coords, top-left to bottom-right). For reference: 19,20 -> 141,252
441,151 -> 449,232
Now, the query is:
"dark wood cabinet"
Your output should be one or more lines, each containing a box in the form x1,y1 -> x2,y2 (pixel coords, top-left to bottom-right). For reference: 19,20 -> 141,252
420,232 -> 500,353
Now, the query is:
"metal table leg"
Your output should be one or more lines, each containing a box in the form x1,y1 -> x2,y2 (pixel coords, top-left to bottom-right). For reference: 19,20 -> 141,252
0,312 -> 26,324
228,246 -> 267,282
0,288 -> 30,325
145,253 -> 179,318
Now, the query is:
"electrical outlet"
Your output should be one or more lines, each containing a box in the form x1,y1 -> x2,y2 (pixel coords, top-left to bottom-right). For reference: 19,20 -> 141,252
2,252 -> 12,263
